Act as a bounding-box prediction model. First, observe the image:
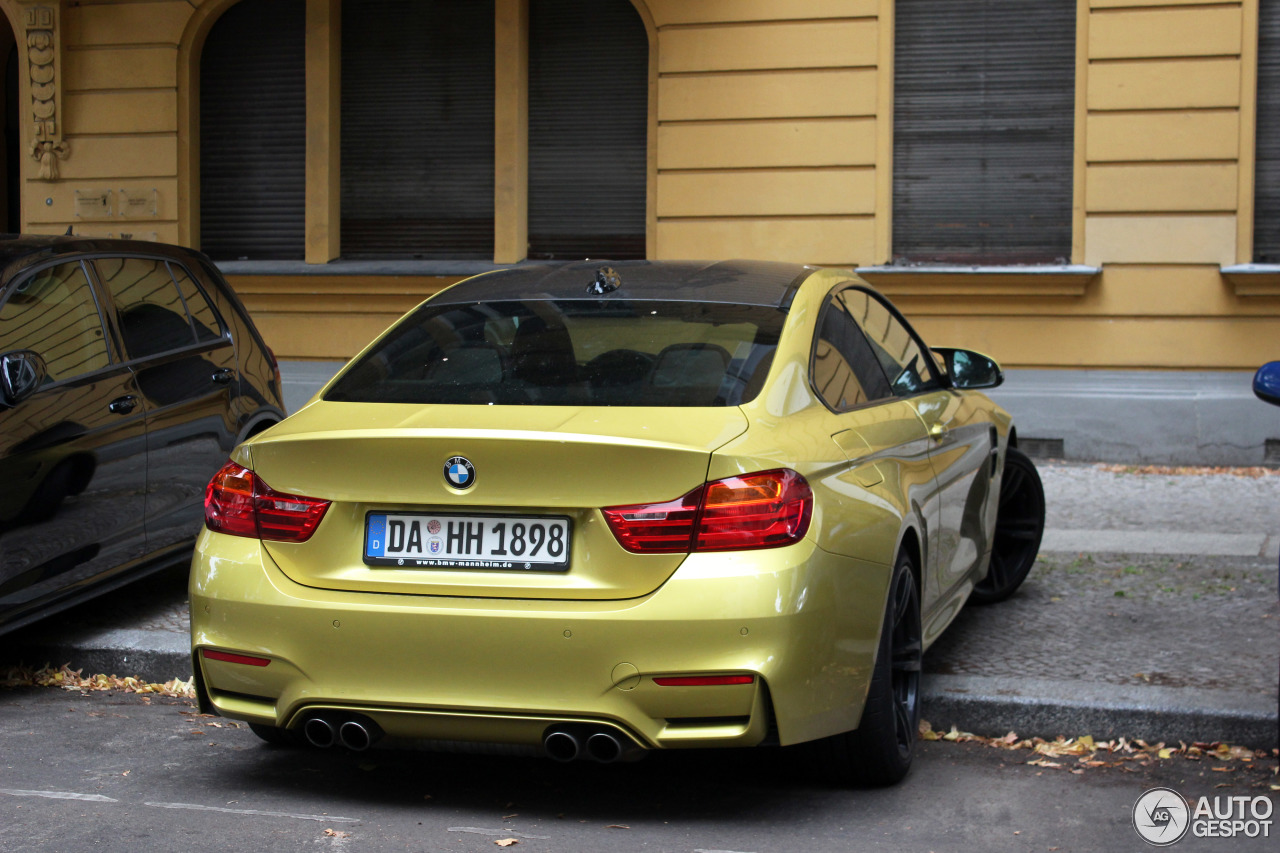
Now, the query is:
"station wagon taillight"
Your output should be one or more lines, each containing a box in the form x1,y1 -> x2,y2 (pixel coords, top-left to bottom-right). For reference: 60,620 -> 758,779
603,469 -> 812,554
204,461 -> 330,542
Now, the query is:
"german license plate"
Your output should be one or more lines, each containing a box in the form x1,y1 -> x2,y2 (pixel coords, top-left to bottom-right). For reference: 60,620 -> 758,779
364,512 -> 571,571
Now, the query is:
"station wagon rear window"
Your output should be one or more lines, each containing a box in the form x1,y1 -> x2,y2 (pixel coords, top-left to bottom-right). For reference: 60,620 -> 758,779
325,299 -> 784,407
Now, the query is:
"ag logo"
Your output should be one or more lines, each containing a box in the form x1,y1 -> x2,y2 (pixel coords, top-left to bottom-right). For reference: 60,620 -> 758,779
1133,787 -> 1190,846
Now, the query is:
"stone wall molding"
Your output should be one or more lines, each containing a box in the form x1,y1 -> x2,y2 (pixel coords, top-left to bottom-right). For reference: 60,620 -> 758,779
21,2 -> 66,180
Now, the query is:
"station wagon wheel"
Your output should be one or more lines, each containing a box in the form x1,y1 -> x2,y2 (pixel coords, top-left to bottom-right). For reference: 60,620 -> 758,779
970,446 -> 1044,605
813,552 -> 921,787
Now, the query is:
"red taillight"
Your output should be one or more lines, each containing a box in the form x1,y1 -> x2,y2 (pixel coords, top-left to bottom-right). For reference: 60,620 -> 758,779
697,469 -> 813,552
202,649 -> 271,667
600,489 -> 701,553
653,675 -> 755,687
603,469 -> 812,554
204,461 -> 330,542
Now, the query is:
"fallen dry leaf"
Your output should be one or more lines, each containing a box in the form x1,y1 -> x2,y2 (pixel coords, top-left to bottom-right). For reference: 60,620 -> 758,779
1,664 -> 194,699
323,828 -> 350,838
1098,464 -> 1280,478
918,719 -> 1269,776
495,840 -> 519,848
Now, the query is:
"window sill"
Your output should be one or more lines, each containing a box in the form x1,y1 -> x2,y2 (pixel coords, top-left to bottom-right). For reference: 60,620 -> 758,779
1219,264 -> 1280,297
214,259 -> 526,277
214,260 -> 528,315
854,264 -> 1100,297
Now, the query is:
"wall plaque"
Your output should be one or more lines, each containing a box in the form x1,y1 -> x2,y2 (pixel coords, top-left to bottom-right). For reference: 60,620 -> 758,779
74,189 -> 112,218
118,187 -> 158,218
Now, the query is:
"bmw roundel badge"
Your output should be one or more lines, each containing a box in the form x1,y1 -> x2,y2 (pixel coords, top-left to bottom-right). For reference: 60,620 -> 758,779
444,456 -> 476,489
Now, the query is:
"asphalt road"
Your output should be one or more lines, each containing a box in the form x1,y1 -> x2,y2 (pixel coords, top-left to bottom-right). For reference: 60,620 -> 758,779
1,686 -> 1274,853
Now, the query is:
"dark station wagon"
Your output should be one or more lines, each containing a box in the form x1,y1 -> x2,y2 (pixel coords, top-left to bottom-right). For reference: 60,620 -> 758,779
0,235 -> 284,634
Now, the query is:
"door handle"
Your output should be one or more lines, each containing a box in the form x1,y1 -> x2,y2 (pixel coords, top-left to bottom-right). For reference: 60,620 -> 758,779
211,367 -> 235,385
108,394 -> 138,415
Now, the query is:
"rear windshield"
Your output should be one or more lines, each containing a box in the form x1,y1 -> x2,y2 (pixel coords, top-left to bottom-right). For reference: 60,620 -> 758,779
325,299 -> 784,406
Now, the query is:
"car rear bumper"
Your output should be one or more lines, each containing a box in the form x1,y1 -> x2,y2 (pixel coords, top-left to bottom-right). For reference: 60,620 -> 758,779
189,530 -> 892,750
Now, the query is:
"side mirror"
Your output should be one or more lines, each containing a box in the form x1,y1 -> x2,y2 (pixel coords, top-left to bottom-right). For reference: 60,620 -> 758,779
1,349 -> 48,405
1254,361 -> 1280,407
932,347 -> 1003,390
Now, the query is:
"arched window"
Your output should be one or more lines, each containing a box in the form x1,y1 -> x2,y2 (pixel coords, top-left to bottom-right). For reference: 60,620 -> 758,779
199,0 -> 306,260
341,0 -> 496,259
527,0 -> 648,259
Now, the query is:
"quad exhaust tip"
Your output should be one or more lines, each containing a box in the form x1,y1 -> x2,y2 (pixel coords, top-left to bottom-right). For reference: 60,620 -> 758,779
303,716 -> 336,749
338,719 -> 377,752
543,726 -> 643,764
302,714 -> 382,751
543,730 -> 581,762
303,715 -> 634,761
585,732 -> 624,763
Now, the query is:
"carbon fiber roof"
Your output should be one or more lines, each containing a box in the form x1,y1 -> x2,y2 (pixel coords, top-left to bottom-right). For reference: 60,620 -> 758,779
434,260 -> 814,308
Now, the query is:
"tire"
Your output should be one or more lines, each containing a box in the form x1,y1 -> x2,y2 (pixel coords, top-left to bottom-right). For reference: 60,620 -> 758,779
249,722 -> 302,747
970,446 -> 1045,605
812,552 -> 922,787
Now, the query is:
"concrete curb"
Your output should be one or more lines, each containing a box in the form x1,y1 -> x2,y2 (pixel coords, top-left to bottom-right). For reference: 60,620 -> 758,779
11,628 -> 189,685
923,674 -> 1279,750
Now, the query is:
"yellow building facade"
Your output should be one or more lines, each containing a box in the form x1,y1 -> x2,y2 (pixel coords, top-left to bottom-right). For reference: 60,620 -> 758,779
0,0 -> 1276,372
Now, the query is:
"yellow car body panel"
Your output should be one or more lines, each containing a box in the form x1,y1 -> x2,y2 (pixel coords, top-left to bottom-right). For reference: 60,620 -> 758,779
189,261 -> 1020,765
191,530 -> 888,748
235,403 -> 748,600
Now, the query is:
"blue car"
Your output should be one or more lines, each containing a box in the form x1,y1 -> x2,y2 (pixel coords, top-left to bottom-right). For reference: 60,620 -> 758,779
1256,362 -> 1280,407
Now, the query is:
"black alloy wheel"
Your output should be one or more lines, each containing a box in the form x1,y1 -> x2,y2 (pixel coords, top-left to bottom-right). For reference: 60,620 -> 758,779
886,563 -> 923,759
970,446 -> 1045,604
815,552 -> 922,787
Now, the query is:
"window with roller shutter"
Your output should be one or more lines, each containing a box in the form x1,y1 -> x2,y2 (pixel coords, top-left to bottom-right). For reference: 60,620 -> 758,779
199,0 -> 306,261
1254,0 -> 1280,263
528,0 -> 648,260
340,0 -> 496,259
892,0 -> 1075,265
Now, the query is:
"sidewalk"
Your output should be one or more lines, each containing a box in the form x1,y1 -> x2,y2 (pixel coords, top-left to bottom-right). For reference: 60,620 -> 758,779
5,462 -> 1278,748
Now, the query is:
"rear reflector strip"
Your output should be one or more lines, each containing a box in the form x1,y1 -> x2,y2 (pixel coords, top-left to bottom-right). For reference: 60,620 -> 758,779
202,649 -> 271,667
653,675 -> 755,687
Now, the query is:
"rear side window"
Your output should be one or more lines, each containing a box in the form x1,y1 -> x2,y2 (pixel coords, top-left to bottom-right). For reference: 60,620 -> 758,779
812,296 -> 892,411
95,257 -> 223,359
840,289 -> 942,396
326,299 -> 784,407
168,264 -> 223,343
0,262 -> 110,382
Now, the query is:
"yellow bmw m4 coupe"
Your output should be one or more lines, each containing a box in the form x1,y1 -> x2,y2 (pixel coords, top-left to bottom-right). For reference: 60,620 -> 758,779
190,261 -> 1044,786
